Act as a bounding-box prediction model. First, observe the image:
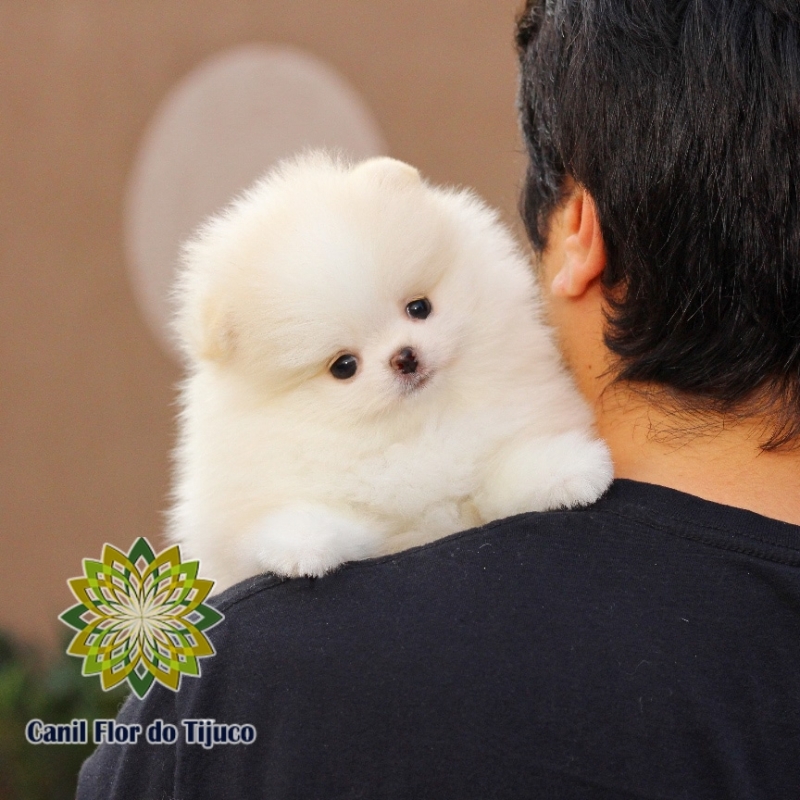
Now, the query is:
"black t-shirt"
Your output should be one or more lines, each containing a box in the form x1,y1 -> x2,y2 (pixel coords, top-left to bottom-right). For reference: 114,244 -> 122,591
76,480 -> 800,799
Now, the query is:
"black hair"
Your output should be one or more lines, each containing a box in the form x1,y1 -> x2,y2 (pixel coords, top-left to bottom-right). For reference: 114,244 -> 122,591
516,0 -> 800,449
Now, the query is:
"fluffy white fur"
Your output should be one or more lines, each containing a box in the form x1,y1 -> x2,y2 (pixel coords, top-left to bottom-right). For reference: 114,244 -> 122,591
169,152 -> 613,591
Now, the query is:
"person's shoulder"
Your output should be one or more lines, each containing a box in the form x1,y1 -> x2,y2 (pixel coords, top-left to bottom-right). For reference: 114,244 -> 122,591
205,492 -> 617,630
207,477 -> 800,632
211,504 -> 597,606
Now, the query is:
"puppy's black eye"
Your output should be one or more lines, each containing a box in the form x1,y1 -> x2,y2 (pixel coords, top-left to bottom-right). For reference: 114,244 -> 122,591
406,298 -> 432,320
330,354 -> 358,380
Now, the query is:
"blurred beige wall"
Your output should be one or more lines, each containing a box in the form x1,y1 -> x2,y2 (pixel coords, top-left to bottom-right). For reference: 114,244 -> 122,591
0,0 -> 526,648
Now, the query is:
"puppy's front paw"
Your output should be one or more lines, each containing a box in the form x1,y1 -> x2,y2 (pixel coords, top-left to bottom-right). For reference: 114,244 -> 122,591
247,504 -> 385,578
475,431 -> 613,520
536,432 -> 614,510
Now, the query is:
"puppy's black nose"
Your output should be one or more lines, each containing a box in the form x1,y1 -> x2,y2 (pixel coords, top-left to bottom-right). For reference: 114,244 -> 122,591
391,347 -> 418,375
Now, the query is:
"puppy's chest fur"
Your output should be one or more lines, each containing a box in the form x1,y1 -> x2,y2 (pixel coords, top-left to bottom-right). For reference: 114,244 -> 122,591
330,415 -> 502,530
183,389 -> 504,528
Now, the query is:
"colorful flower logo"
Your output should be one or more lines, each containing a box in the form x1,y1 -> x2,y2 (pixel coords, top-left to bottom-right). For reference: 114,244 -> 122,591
59,538 -> 223,699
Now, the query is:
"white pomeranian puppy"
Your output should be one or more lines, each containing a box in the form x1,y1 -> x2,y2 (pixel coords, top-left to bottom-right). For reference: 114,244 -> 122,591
169,152 -> 612,590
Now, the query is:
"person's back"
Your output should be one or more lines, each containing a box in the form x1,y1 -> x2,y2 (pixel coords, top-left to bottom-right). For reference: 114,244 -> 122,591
77,1 -> 800,797
78,481 -> 800,799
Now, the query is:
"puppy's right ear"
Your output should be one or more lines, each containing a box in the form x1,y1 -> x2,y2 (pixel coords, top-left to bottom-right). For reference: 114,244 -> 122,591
190,296 -> 236,363
353,157 -> 422,188
173,243 -> 237,364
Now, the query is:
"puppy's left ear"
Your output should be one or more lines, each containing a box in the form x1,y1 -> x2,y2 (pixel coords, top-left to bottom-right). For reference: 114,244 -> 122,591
353,157 -> 422,188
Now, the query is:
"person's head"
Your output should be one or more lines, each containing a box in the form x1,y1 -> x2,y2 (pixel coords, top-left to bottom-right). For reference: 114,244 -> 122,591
516,0 -> 800,449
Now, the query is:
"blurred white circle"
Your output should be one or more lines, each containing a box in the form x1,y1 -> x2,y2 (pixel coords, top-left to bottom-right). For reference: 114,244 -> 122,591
124,44 -> 387,358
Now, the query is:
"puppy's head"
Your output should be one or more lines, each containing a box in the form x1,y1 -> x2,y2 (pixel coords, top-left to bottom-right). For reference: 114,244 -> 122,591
175,152 -> 536,425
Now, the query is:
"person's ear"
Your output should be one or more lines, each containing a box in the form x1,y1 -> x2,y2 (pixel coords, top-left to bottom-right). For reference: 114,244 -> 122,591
550,189 -> 607,297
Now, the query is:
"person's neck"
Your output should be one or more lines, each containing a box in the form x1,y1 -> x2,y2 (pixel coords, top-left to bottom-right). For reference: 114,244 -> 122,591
594,384 -> 800,526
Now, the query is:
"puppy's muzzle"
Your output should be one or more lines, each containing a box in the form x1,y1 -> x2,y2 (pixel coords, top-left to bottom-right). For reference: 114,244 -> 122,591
391,347 -> 419,375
